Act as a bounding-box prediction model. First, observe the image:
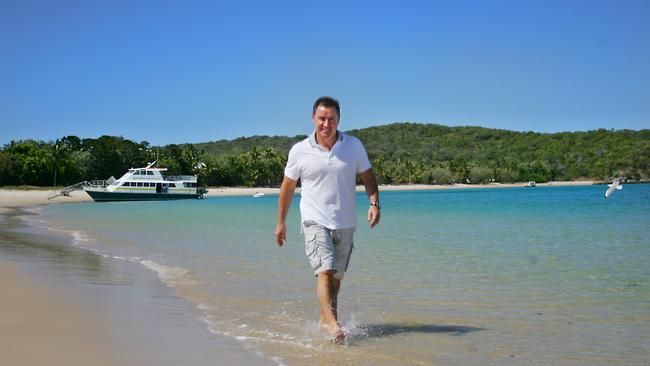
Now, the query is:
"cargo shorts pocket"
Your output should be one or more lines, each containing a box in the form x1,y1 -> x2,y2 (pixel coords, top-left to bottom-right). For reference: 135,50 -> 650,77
304,231 -> 321,270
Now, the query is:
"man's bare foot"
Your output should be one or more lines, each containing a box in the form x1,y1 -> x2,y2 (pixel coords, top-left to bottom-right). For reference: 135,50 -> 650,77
323,322 -> 346,344
331,329 -> 346,344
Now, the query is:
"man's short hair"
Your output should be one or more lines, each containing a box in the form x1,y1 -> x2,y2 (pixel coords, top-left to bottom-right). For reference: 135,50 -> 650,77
313,96 -> 340,119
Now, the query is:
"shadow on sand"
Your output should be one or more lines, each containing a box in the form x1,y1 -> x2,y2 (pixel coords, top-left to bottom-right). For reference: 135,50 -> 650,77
354,323 -> 485,339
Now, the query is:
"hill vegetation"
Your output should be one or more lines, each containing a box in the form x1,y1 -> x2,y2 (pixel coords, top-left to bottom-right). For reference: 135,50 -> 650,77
1,123 -> 648,187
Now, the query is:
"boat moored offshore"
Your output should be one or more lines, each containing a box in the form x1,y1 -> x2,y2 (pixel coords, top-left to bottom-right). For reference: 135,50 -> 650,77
81,161 -> 207,201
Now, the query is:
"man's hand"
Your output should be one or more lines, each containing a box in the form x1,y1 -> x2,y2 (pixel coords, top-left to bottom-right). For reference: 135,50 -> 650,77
360,169 -> 380,229
368,206 -> 380,228
275,222 -> 287,246
275,176 -> 297,247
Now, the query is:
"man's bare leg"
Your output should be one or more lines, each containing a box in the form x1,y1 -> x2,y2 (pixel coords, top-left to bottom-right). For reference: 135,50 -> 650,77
316,271 -> 345,342
332,277 -> 341,320
319,276 -> 341,326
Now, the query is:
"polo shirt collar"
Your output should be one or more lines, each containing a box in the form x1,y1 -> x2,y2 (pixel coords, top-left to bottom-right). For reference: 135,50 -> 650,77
309,130 -> 344,148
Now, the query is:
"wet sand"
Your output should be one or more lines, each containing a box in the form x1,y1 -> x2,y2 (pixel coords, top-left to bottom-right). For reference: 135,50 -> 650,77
0,206 -> 273,366
0,260 -> 119,366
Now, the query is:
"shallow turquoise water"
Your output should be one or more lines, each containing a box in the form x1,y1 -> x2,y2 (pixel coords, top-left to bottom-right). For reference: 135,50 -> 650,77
34,184 -> 650,365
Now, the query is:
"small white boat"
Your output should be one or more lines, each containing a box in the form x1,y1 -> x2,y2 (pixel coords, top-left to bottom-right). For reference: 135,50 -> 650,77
253,192 -> 265,198
525,181 -> 536,187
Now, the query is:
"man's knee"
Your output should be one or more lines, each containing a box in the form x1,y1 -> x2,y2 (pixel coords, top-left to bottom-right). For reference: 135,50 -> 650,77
318,269 -> 337,279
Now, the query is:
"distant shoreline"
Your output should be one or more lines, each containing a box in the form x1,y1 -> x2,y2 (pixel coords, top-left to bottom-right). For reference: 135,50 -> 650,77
0,180 -> 597,212
200,180 -> 598,197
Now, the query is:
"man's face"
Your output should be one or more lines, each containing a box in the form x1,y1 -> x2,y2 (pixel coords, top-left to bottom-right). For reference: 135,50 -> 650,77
312,105 -> 339,142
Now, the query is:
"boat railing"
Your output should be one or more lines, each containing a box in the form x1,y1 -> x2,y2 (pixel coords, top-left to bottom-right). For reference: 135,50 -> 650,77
87,180 -> 110,189
164,175 -> 196,182
48,179 -> 110,199
48,181 -> 90,200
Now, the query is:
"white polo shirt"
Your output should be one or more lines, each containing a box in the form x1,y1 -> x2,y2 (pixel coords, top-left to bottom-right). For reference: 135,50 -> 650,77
284,131 -> 371,229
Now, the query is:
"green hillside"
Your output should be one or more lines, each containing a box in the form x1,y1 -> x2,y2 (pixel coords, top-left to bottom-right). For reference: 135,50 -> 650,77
347,123 -> 650,183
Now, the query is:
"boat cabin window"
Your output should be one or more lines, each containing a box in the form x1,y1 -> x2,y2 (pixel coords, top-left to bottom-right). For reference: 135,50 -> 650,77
137,182 -> 143,187
168,183 -> 176,188
122,182 -> 129,187
147,171 -> 154,176
133,171 -> 140,175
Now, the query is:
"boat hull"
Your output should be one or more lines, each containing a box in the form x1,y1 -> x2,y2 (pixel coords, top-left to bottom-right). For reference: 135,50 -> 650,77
85,190 -> 201,202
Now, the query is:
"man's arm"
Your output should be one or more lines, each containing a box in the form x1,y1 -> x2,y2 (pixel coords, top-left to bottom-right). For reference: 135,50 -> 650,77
275,175 -> 298,246
359,169 -> 380,228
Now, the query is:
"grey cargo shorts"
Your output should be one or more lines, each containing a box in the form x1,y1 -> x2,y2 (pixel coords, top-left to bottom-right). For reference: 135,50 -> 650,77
302,220 -> 355,280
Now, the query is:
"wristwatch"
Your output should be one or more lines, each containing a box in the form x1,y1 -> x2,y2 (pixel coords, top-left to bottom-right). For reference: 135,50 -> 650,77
370,201 -> 381,209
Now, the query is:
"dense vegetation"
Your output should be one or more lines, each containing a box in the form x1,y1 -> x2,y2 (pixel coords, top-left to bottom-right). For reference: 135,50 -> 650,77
1,123 -> 648,187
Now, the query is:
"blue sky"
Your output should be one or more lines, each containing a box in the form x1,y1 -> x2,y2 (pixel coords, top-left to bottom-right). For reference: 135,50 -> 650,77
1,0 -> 648,146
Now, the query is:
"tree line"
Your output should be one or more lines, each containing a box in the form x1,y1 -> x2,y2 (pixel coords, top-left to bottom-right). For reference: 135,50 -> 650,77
351,123 -> 649,184
1,123 -> 648,187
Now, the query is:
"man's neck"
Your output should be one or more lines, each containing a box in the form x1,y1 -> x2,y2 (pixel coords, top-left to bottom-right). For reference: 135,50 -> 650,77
315,131 -> 338,151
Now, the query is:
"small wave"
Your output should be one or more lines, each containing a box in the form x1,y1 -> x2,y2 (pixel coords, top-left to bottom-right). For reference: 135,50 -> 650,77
269,356 -> 287,366
21,206 -> 43,214
235,335 -> 255,341
197,303 -> 218,311
70,230 -> 93,244
138,259 -> 198,287
18,213 -> 50,227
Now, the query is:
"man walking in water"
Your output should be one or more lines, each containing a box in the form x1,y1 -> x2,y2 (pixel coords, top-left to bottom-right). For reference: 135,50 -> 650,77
275,96 -> 381,343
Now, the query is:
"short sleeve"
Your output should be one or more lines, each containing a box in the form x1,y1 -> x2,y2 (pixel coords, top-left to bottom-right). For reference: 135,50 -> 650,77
356,139 -> 372,174
284,146 -> 301,180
